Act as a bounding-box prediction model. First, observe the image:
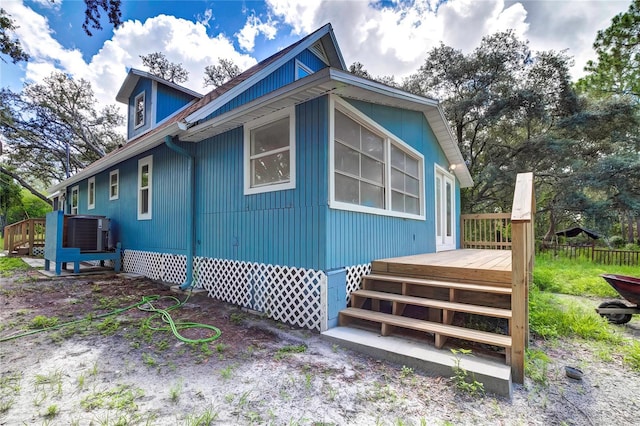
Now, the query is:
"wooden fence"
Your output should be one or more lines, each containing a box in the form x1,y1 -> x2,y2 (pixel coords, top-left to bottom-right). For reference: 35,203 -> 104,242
542,244 -> 640,266
3,218 -> 46,256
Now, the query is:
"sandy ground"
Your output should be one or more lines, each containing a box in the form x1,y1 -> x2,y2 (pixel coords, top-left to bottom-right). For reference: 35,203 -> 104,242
1,268 -> 640,425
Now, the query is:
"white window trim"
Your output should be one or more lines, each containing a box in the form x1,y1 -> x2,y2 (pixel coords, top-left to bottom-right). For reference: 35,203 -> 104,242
137,155 -> 153,220
70,185 -> 79,215
243,107 -> 296,195
295,59 -> 313,80
87,176 -> 95,210
134,91 -> 145,129
329,95 -> 426,220
109,169 -> 119,200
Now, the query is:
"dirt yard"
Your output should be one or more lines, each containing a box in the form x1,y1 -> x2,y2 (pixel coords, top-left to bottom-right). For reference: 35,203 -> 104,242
1,267 -> 639,425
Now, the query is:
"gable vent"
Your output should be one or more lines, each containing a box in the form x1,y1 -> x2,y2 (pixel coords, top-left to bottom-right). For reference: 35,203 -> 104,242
309,42 -> 329,65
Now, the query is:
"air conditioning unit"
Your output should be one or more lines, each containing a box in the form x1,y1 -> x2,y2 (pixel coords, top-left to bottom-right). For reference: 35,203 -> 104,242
64,215 -> 111,252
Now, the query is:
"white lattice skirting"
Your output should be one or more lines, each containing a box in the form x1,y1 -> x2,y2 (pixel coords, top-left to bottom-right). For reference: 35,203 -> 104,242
345,263 -> 371,304
122,250 -> 327,331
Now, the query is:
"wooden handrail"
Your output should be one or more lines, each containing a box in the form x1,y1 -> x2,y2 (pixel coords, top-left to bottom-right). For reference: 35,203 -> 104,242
461,212 -> 512,249
509,172 -> 535,384
3,218 -> 46,256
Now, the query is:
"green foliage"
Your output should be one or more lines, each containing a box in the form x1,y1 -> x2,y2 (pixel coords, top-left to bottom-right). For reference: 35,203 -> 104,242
29,315 -> 59,329
525,349 -> 551,385
623,340 -> 640,371
0,257 -> 30,275
275,344 -> 307,360
450,349 -> 484,396
577,0 -> 640,97
529,288 -> 621,342
140,52 -> 189,83
6,189 -> 51,224
80,384 -> 144,412
533,255 -> 631,297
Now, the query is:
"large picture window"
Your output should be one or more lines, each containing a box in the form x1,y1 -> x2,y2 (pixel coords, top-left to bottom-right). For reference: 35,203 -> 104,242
244,108 -> 295,195
330,98 -> 425,219
138,155 -> 152,220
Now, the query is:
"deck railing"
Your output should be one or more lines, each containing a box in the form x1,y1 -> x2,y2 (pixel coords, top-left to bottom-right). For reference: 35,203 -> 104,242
3,218 -> 46,256
460,213 -> 512,249
509,172 -> 535,384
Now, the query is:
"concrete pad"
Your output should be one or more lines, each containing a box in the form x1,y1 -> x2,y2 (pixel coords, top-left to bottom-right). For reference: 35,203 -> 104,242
322,326 -> 512,398
21,257 -> 45,268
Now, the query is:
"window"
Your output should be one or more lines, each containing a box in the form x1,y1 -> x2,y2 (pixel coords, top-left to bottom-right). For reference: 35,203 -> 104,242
138,155 -> 152,220
244,107 -> 295,195
70,186 -> 79,214
295,60 -> 313,80
134,92 -> 145,129
109,169 -> 119,200
330,97 -> 424,219
87,177 -> 95,210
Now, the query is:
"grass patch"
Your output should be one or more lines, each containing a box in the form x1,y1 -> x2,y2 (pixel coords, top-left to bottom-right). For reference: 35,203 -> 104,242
534,255 -> 635,297
80,384 -> 144,412
275,344 -> 307,360
29,315 -> 59,329
96,316 -> 120,336
0,257 -> 30,276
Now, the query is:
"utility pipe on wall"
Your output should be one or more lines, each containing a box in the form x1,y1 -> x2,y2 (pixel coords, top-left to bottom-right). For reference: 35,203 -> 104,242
164,135 -> 195,290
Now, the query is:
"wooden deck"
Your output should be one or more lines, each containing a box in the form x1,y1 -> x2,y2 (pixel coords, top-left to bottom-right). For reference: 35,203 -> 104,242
371,249 -> 512,287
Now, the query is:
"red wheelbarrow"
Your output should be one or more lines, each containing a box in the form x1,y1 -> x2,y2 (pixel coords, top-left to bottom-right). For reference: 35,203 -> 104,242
596,274 -> 640,324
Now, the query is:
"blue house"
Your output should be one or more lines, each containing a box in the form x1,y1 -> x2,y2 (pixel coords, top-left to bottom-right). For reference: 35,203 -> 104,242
47,24 -> 473,332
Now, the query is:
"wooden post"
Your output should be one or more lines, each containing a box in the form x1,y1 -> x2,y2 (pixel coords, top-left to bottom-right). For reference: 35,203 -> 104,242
510,172 -> 534,385
28,220 -> 35,256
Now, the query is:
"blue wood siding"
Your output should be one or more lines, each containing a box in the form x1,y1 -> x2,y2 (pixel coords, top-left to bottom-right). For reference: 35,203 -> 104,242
200,49 -> 328,123
156,85 -> 196,123
128,79 -> 152,140
65,145 -> 190,254
195,96 -> 329,269
325,100 -> 458,268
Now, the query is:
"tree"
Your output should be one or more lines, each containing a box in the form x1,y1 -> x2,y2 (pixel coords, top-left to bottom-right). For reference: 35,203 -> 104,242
0,1 -> 121,63
0,173 -> 22,235
140,52 -> 189,84
0,72 -> 124,197
0,8 -> 28,63
348,61 -> 398,87
203,58 -> 241,88
577,0 -> 640,97
82,0 -> 123,36
348,62 -> 371,79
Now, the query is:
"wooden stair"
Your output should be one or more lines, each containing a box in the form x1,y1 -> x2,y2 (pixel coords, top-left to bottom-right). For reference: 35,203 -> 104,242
339,273 -> 513,364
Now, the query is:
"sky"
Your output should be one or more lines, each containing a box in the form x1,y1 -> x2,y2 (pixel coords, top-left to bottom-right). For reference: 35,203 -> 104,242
0,0 -> 632,120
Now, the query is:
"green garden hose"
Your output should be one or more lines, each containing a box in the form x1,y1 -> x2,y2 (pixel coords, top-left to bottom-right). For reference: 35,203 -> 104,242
0,291 -> 221,344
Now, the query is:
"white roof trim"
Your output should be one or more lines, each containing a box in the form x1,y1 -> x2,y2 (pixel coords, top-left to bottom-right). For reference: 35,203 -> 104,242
116,69 -> 202,104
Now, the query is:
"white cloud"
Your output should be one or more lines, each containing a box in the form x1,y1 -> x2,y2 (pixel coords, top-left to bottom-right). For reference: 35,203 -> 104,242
3,2 -> 258,135
265,0 -> 626,82
29,0 -> 61,10
236,14 -> 278,52
197,8 -> 214,27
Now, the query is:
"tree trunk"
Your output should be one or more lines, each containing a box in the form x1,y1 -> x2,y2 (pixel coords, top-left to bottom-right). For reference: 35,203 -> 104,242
629,213 -> 635,244
636,216 -> 640,244
543,208 -> 556,246
0,167 -> 50,204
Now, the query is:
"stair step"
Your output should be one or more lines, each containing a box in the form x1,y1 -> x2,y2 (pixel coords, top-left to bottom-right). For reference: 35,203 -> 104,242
363,274 -> 512,295
339,307 -> 512,349
351,289 -> 512,319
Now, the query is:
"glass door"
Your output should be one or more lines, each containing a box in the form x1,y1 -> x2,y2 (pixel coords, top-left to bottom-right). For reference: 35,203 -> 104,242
435,168 -> 455,251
